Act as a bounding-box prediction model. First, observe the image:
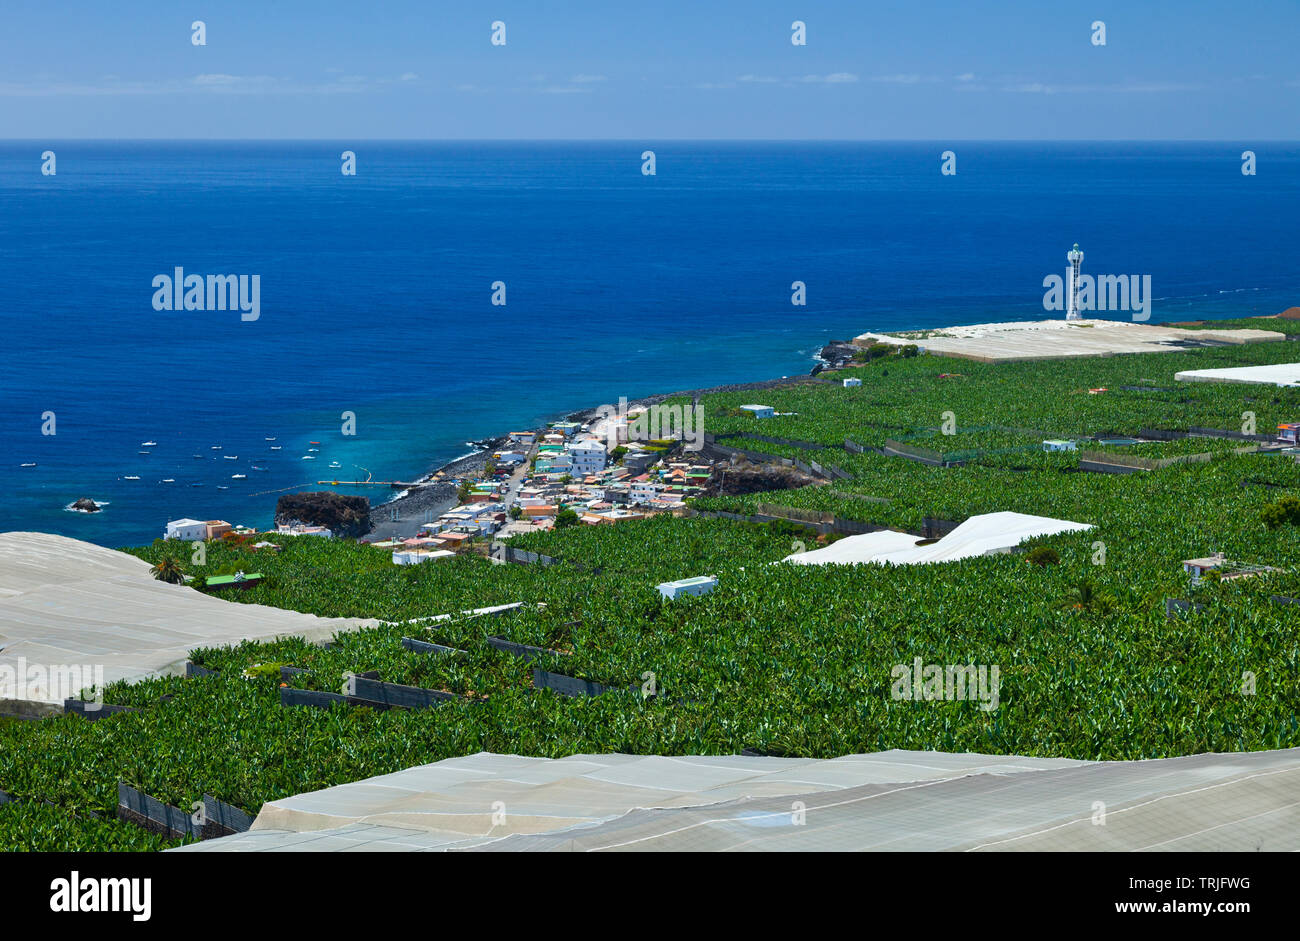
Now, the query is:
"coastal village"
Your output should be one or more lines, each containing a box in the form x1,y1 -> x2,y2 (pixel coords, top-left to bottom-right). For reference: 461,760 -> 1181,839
163,401 -> 722,569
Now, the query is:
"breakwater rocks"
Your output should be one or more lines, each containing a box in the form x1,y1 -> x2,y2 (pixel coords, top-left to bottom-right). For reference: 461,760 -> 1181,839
817,340 -> 860,369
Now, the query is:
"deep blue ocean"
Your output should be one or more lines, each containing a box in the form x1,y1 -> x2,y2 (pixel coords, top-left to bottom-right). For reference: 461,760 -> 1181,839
2,141 -> 1298,546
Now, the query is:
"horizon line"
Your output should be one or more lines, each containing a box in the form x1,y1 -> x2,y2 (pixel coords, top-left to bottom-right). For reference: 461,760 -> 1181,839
3,137 -> 1297,143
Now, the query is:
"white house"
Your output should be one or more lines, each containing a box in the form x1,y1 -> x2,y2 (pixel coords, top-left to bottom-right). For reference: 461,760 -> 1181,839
567,439 -> 607,475
1042,439 -> 1077,452
164,518 -> 209,541
630,481 -> 661,504
843,378 -> 861,388
740,404 -> 775,419
657,575 -> 718,600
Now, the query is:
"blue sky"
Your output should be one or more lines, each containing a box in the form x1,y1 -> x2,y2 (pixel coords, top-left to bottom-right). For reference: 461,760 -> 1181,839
2,0 -> 1297,138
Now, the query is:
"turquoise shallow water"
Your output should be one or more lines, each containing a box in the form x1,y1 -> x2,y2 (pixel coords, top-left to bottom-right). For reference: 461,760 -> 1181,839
2,140 -> 1297,546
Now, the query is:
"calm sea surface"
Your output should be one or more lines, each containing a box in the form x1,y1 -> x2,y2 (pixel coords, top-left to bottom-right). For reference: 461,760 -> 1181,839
2,141 -> 1297,545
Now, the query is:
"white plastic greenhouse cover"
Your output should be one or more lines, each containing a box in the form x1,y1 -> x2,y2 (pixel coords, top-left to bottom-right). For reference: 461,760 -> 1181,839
1175,362 -> 1300,387
782,511 -> 1092,567
176,747 -> 1300,852
0,532 -> 380,706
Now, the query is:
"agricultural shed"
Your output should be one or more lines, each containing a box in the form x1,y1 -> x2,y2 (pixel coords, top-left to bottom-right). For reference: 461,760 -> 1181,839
175,747 -> 1300,852
0,532 -> 379,709
782,512 -> 1091,566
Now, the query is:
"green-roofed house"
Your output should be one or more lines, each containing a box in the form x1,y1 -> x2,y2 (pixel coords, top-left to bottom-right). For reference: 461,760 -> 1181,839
204,572 -> 264,592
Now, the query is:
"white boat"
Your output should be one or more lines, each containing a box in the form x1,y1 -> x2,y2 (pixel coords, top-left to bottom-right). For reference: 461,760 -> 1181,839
124,476 -> 141,481
265,437 -> 276,441
217,485 -> 229,490
19,463 -> 36,467
301,455 -> 316,461
308,447 -> 319,452
329,462 -> 341,468
224,455 -> 239,460
269,446 -> 282,451
211,446 -> 222,450
252,466 -> 268,472
231,474 -> 247,480
192,454 -> 204,459
141,441 -> 157,448
162,478 -> 175,483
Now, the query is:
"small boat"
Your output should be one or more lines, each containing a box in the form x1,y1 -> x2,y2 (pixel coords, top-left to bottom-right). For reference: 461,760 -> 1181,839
310,441 -> 320,445
329,462 -> 342,469
231,474 -> 247,480
224,455 -> 239,460
308,447 -> 319,452
211,445 -> 222,450
251,466 -> 268,472
265,437 -> 276,441
124,475 -> 141,481
19,463 -> 36,467
216,485 -> 229,490
269,446 -> 282,451
162,478 -> 175,483
301,455 -> 316,461
190,483 -> 204,488
192,454 -> 204,459
138,450 -> 151,455
141,441 -> 157,448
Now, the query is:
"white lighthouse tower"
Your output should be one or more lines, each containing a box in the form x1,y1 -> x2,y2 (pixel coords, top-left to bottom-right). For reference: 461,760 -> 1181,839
1066,243 -> 1085,321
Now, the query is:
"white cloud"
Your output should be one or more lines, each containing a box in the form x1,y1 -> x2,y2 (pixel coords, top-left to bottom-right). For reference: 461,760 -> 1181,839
798,72 -> 859,84
1004,80 -> 1203,94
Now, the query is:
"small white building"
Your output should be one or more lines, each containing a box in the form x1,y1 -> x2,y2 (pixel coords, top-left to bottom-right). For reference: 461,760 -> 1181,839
657,575 -> 718,601
276,523 -> 333,538
843,378 -> 861,388
740,405 -> 775,419
164,518 -> 209,541
1183,553 -> 1225,582
1042,439 -> 1077,452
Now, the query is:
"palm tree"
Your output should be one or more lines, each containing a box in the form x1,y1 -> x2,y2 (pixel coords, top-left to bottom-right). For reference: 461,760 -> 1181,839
1062,578 -> 1096,610
150,556 -> 186,584
1061,577 -> 1117,615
